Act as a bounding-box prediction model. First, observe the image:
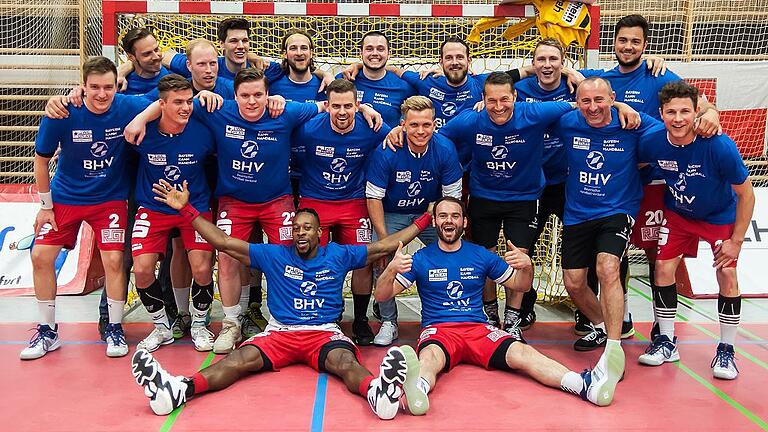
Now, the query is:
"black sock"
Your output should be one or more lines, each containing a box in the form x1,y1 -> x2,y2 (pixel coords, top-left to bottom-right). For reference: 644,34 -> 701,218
353,293 -> 370,321
521,287 -> 537,312
248,284 -> 263,305
137,279 -> 165,313
587,263 -> 599,295
191,281 -> 214,311
620,255 -> 629,294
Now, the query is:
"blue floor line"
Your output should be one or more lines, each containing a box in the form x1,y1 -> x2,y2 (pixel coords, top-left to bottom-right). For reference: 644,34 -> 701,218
310,373 -> 328,432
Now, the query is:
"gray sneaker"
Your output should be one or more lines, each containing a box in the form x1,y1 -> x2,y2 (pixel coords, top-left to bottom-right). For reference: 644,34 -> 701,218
213,318 -> 242,354
172,313 -> 192,339
373,322 -> 398,347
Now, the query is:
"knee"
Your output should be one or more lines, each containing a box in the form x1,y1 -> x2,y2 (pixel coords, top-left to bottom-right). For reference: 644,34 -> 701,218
31,248 -> 56,270
595,259 -> 619,284
218,254 -> 239,275
654,260 -> 677,283
504,342 -> 532,369
225,345 -> 264,372
101,252 -> 124,274
132,262 -> 155,283
189,260 -> 212,282
564,273 -> 587,295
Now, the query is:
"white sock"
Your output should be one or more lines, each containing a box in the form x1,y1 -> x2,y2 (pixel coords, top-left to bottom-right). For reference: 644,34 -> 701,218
173,287 -> 191,315
720,320 -> 739,346
149,306 -> 170,330
38,300 -> 55,327
560,371 -> 583,396
222,304 -> 242,322
623,293 -> 630,321
417,377 -> 431,395
106,298 -> 125,324
190,304 -> 208,327
239,285 -> 250,310
659,318 -> 676,340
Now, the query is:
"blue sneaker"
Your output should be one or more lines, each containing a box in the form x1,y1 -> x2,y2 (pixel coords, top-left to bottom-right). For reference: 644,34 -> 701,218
105,323 -> 129,357
20,324 -> 61,360
638,334 -> 679,366
711,342 -> 738,380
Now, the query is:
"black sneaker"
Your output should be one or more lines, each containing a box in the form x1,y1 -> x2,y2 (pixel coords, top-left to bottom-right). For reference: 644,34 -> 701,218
574,326 -> 607,352
518,309 -> 536,331
504,319 -> 527,344
98,315 -> 109,341
352,318 -> 375,346
372,302 -> 382,321
483,301 -> 500,328
574,310 -> 591,336
621,313 -> 635,339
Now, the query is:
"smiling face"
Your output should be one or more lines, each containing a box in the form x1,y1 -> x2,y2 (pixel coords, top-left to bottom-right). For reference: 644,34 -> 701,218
434,200 -> 466,245
327,90 -> 358,133
235,79 -> 268,122
439,42 -> 470,86
83,71 -> 117,114
533,44 -> 564,91
661,97 -> 698,145
402,108 -> 435,150
284,33 -> 313,74
292,211 -> 322,258
159,88 -> 194,127
221,28 -> 250,68
128,35 -> 162,76
576,79 -> 615,128
614,26 -> 647,69
361,34 -> 389,71
483,83 -> 516,125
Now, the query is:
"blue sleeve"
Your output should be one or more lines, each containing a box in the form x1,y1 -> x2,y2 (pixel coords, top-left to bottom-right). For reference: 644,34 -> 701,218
635,113 -> 663,137
366,147 -> 391,190
190,99 -> 215,123
438,110 -> 471,143
248,243 -> 268,270
715,136 -> 749,185
35,117 -> 65,157
265,61 -> 284,84
142,88 -> 159,101
579,68 -> 604,78
483,248 -> 514,283
473,73 -> 491,84
657,68 -> 683,88
440,143 -> 464,185
292,102 -> 320,124
400,71 -> 424,90
374,123 -> 392,143
169,53 -> 192,78
523,101 -> 573,127
118,93 -> 154,119
346,245 -> 369,270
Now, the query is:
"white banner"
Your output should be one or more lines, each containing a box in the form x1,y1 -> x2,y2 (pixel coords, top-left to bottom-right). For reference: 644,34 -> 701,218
685,187 -> 768,296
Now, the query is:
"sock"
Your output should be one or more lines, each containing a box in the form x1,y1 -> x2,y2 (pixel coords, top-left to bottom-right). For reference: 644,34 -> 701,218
239,285 -> 250,311
106,298 -> 125,324
718,294 -> 741,346
353,293 -> 371,321
190,305 -> 208,327
191,372 -> 209,395
650,283 -> 659,323
606,339 -> 622,348
594,322 -> 606,331
249,284 -> 263,305
358,375 -> 375,397
483,300 -> 498,319
417,377 -> 431,395
560,371 -> 583,396
504,307 -> 521,325
587,264 -> 599,296
619,255 -> 629,294
137,280 -> 169,328
654,283 -> 677,339
222,304 -> 242,322
191,281 -> 214,313
623,293 -> 630,321
37,300 -> 55,328
173,287 -> 191,315
149,306 -> 170,330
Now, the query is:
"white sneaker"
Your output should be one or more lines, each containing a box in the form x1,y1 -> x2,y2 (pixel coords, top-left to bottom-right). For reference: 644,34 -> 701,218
400,345 -> 429,416
137,326 -> 174,353
373,322 -> 399,347
131,349 -> 188,415
105,323 -> 129,357
712,342 -> 739,380
190,325 -> 214,352
585,343 -> 625,406
638,335 -> 679,366
367,346 -> 408,420
213,318 -> 242,354
20,324 -> 61,360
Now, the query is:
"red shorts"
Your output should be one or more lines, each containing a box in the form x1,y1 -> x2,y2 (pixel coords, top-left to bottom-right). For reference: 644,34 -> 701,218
35,200 -> 127,251
240,329 -> 360,372
131,207 -> 213,256
631,182 -> 665,249
217,195 -> 294,245
299,197 -> 371,246
416,322 -> 514,372
657,208 -> 736,268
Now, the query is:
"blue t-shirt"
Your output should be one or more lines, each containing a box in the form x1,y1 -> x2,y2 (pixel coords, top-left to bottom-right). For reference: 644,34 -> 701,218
514,77 -> 575,185
132,118 -> 216,214
335,71 -> 417,127
169,54 -> 284,82
439,102 -> 572,201
638,127 -> 748,224
294,112 -> 391,200
248,242 -> 367,325
141,76 -> 236,101
269,74 -> 328,103
124,67 -> 171,96
401,72 -> 489,130
366,134 -> 463,213
396,241 -> 514,326
35,94 -> 152,205
552,108 -> 659,225
192,100 -> 318,203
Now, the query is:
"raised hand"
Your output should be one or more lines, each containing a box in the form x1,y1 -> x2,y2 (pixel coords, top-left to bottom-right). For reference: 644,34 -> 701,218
152,179 -> 190,210
389,241 -> 413,274
504,240 -> 531,270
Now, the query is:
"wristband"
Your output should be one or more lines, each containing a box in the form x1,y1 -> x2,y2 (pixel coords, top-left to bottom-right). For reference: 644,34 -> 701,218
179,203 -> 200,222
39,191 -> 53,210
413,212 -> 433,231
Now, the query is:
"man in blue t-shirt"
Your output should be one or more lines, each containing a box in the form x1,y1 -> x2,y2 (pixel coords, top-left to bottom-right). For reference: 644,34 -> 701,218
366,95 -> 463,346
636,81 -> 754,380
119,28 -> 170,95
21,57 -> 151,361
375,197 -> 624,410
131,182 -> 435,420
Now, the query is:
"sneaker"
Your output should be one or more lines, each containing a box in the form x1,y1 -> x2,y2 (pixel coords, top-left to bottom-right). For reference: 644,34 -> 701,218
650,321 -> 660,340
621,313 -> 635,339
400,345 -> 429,416
137,326 -> 174,353
367,346 -> 408,420
574,326 -> 607,352
131,349 -> 188,415
20,324 -> 61,360
241,302 -> 267,338
98,315 -> 109,341
373,322 -> 399,347
504,319 -> 526,344
711,342 -> 739,380
171,313 -> 191,339
574,310 -> 592,336
353,317 -> 375,346
105,323 -> 129,357
638,334 -> 679,366
190,325 -> 214,352
484,301 -> 500,328
582,344 -> 625,406
518,309 -> 536,331
213,318 -> 242,354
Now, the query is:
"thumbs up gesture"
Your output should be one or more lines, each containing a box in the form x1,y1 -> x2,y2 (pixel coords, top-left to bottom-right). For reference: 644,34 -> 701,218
504,240 -> 532,270
390,241 -> 413,274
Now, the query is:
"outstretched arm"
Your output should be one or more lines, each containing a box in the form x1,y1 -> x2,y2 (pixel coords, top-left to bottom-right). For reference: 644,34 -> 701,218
365,212 -> 431,265
374,241 -> 412,302
153,179 -> 252,264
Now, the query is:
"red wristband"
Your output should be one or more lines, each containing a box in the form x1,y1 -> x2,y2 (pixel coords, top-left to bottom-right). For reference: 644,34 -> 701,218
413,212 -> 433,231
179,203 -> 200,222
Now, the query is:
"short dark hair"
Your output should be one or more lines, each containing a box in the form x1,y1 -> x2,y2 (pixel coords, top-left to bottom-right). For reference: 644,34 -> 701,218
614,14 -> 649,41
281,28 -> 316,73
121,27 -> 155,55
659,80 -> 699,110
234,68 -> 268,94
325,78 -> 356,99
534,38 -> 565,60
360,31 -> 389,50
82,56 -> 117,84
483,71 -> 515,93
217,17 -> 250,43
433,196 -> 466,218
295,208 -> 321,226
439,37 -> 470,59
157,74 -> 193,99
